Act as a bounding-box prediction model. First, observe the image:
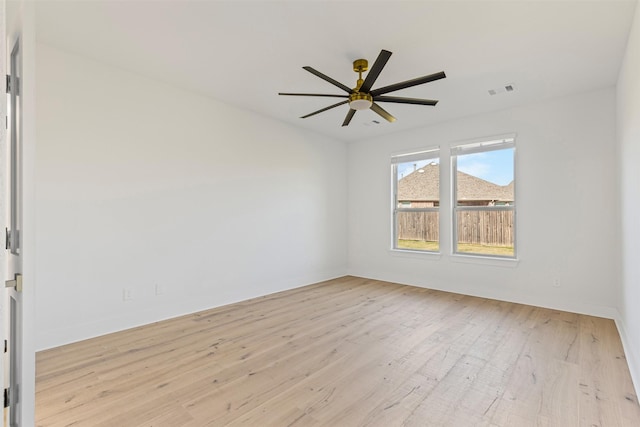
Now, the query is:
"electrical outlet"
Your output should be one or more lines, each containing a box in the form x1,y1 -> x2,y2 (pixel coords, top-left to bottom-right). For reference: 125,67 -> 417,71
123,288 -> 133,301
553,279 -> 560,288
155,284 -> 164,296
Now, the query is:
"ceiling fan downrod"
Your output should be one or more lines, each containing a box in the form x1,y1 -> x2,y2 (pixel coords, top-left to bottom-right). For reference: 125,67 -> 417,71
353,58 -> 368,92
349,59 -> 373,110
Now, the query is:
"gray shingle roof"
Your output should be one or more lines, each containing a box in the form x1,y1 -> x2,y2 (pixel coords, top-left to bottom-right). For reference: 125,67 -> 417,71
398,163 -> 513,202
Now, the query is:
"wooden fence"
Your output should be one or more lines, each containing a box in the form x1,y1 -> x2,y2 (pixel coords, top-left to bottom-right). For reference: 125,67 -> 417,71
397,210 -> 514,247
397,211 -> 439,242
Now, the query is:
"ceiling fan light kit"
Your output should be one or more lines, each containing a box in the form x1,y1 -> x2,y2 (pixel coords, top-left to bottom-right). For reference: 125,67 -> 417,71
279,49 -> 446,127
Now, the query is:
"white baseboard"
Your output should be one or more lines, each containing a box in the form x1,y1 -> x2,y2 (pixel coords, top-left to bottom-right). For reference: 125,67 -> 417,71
36,270 -> 348,351
347,270 -> 620,320
614,311 -> 640,400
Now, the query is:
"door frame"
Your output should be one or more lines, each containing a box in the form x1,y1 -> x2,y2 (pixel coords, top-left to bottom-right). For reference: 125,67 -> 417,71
5,30 -> 22,427
3,1 -> 36,425
0,0 -> 6,422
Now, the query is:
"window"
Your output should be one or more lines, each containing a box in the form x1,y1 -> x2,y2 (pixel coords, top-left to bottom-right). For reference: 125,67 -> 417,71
451,137 -> 515,258
392,149 -> 440,252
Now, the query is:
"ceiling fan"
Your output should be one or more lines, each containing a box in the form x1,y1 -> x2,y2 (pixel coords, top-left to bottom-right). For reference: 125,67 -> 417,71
279,49 -> 446,127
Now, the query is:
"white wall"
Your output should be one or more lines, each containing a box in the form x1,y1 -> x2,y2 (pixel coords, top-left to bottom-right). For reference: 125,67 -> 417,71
348,87 -> 619,317
35,44 -> 347,350
617,0 -> 640,396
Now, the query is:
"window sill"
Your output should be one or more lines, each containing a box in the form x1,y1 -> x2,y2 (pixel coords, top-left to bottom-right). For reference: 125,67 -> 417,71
450,253 -> 519,268
389,248 -> 443,260
388,248 -> 519,267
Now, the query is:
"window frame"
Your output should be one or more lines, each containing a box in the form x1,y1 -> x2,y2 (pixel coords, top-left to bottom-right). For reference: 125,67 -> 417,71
391,148 -> 441,253
451,135 -> 516,259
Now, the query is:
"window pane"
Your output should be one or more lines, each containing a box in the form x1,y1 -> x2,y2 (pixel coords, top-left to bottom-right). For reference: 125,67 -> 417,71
456,148 -> 514,206
456,209 -> 514,257
396,211 -> 439,251
395,158 -> 439,252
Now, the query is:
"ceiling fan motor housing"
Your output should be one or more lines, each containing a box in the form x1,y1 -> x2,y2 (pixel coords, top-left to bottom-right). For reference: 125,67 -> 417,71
349,92 -> 373,110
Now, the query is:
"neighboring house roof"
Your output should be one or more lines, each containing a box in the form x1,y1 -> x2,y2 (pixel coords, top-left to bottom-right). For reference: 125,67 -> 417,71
398,163 -> 440,201
398,163 -> 513,202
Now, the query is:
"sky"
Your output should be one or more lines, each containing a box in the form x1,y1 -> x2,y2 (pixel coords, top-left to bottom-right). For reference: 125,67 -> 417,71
457,148 -> 514,186
397,148 -> 514,186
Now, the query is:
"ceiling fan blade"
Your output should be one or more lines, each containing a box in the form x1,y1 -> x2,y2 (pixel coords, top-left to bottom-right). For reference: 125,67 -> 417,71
359,49 -> 392,93
342,109 -> 356,127
303,66 -> 353,94
300,100 -> 349,119
375,96 -> 438,106
371,103 -> 396,123
279,93 -> 348,98
370,71 -> 446,96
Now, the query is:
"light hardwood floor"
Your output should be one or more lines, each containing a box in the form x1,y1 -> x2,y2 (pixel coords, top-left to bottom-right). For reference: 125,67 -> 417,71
36,276 -> 640,426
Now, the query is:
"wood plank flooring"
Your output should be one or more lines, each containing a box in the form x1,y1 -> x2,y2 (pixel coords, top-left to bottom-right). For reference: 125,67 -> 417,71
36,276 -> 640,426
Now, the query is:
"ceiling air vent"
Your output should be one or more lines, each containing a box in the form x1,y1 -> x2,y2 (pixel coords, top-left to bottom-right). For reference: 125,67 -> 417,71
488,83 -> 516,96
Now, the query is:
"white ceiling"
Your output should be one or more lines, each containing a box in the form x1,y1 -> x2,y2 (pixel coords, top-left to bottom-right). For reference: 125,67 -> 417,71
35,0 -> 637,142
